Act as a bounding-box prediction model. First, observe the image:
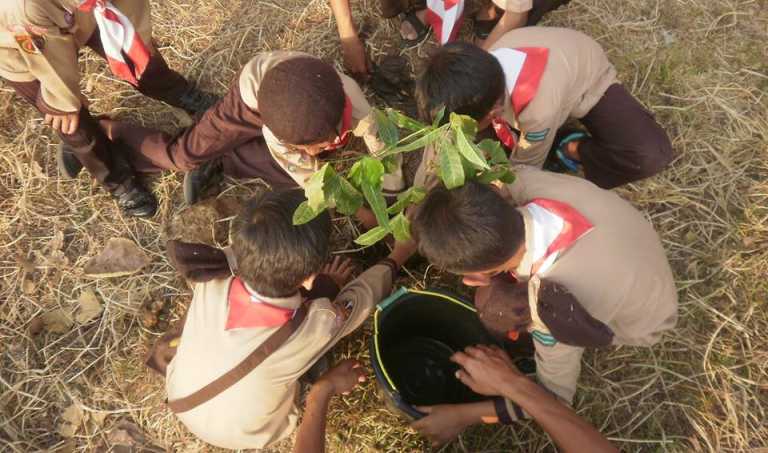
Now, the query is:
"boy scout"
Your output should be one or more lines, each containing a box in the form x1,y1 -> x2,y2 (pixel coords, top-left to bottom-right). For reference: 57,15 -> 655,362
164,189 -> 413,449
416,27 -> 674,189
0,0 -> 214,217
383,0 -> 568,47
100,52 -> 405,207
408,167 -> 678,444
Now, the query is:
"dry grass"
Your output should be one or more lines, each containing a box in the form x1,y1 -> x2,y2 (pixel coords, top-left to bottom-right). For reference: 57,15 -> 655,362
1,0 -> 767,451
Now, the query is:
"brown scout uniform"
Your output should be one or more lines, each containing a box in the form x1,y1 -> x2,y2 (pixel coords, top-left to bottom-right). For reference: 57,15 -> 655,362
109,51 -> 405,193
165,262 -> 395,449
0,0 -> 191,191
489,27 -> 673,188
500,166 -> 678,403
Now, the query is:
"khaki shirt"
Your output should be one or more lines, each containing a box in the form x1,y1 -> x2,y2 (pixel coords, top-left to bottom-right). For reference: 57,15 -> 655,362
491,0 -> 532,13
490,27 -> 619,168
166,263 -> 394,450
238,51 -> 404,193
503,167 -> 678,402
0,0 -> 153,113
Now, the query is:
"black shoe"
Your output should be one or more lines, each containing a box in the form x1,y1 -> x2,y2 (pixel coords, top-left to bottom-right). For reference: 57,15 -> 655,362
56,143 -> 83,178
176,87 -> 220,115
113,180 -> 158,218
183,159 -> 223,205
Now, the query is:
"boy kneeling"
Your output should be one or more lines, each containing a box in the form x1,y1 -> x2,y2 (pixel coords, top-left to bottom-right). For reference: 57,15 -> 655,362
409,168 -> 678,445
163,189 -> 411,449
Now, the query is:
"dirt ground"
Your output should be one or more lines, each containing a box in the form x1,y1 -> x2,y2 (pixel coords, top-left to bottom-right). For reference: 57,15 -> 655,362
1,0 -> 767,452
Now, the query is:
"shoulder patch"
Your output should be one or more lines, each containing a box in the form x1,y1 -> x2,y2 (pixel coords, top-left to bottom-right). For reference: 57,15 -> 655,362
14,34 -> 42,54
524,128 -> 551,143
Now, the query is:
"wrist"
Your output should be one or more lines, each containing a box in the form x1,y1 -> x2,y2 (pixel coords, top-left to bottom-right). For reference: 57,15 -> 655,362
500,374 -> 539,403
310,380 -> 336,399
337,21 -> 358,39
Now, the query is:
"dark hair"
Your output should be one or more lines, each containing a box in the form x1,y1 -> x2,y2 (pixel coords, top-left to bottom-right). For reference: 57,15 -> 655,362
474,275 -> 530,339
258,56 -> 345,145
415,42 -> 505,124
412,181 -> 524,273
232,189 -> 331,297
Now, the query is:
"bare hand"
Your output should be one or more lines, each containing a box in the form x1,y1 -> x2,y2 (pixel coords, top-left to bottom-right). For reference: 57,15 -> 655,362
450,345 -> 523,396
341,36 -> 370,81
410,405 -> 472,447
44,111 -> 80,135
320,255 -> 355,288
316,359 -> 366,395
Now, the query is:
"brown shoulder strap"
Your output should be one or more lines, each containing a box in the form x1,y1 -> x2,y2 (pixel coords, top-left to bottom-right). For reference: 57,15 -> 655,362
167,303 -> 309,413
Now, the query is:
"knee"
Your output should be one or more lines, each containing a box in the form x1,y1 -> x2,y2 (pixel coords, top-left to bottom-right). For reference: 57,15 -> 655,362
631,130 -> 674,179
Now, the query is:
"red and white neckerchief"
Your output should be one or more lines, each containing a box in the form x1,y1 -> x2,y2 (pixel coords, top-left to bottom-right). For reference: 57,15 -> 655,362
489,47 -> 549,149
78,0 -> 150,86
225,277 -> 301,330
426,0 -> 465,45
521,198 -> 593,276
323,96 -> 354,151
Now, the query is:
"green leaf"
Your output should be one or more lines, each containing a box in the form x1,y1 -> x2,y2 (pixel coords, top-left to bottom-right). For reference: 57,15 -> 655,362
382,155 -> 400,174
386,109 -> 428,132
362,184 -> 390,228
383,127 -> 445,156
477,139 -> 509,165
326,174 -> 363,215
449,113 -> 479,140
475,166 -> 516,185
497,169 -> 516,184
432,105 -> 446,127
306,164 -> 330,211
455,127 -> 489,170
373,108 -> 399,147
354,225 -> 391,246
390,212 -> 412,242
293,200 -> 324,225
387,186 -> 427,214
438,141 -> 465,189
348,157 -> 385,189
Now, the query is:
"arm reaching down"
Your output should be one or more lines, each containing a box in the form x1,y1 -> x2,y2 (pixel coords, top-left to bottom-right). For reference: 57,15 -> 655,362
292,359 -> 367,453
452,345 -> 617,453
329,0 -> 370,79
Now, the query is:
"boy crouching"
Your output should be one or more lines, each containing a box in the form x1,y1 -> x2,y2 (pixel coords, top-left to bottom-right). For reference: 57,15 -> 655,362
163,189 -> 410,449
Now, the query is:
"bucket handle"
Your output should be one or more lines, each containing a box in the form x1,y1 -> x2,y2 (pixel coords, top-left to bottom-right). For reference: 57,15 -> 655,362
377,287 -> 409,312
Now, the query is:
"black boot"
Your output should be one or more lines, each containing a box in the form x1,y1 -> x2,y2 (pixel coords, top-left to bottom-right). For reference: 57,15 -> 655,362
183,159 -> 223,205
176,87 -> 221,116
56,143 -> 84,178
113,178 -> 158,218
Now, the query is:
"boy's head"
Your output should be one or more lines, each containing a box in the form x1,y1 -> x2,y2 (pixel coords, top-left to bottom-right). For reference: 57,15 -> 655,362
416,42 -> 506,128
232,189 -> 331,297
259,57 -> 345,155
474,275 -> 531,340
412,181 -> 525,286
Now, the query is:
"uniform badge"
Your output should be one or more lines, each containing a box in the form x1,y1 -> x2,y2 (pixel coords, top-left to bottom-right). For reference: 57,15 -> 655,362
524,128 -> 551,143
14,34 -> 41,54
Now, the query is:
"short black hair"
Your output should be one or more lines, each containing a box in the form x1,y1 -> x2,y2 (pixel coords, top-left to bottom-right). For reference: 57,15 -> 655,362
412,182 -> 524,273
416,42 -> 505,123
232,189 -> 331,297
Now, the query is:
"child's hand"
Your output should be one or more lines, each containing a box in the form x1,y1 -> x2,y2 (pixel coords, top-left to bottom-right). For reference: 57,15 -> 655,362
410,404 -> 474,447
320,256 -> 355,288
450,345 -> 523,397
315,359 -> 366,396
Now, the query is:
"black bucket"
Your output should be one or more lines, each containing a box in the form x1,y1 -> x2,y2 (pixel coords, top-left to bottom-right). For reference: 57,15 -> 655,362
370,287 -> 497,420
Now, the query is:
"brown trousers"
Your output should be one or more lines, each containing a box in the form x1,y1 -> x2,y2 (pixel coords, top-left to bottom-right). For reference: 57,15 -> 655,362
107,77 -> 297,189
578,84 -> 674,189
3,33 -> 191,191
